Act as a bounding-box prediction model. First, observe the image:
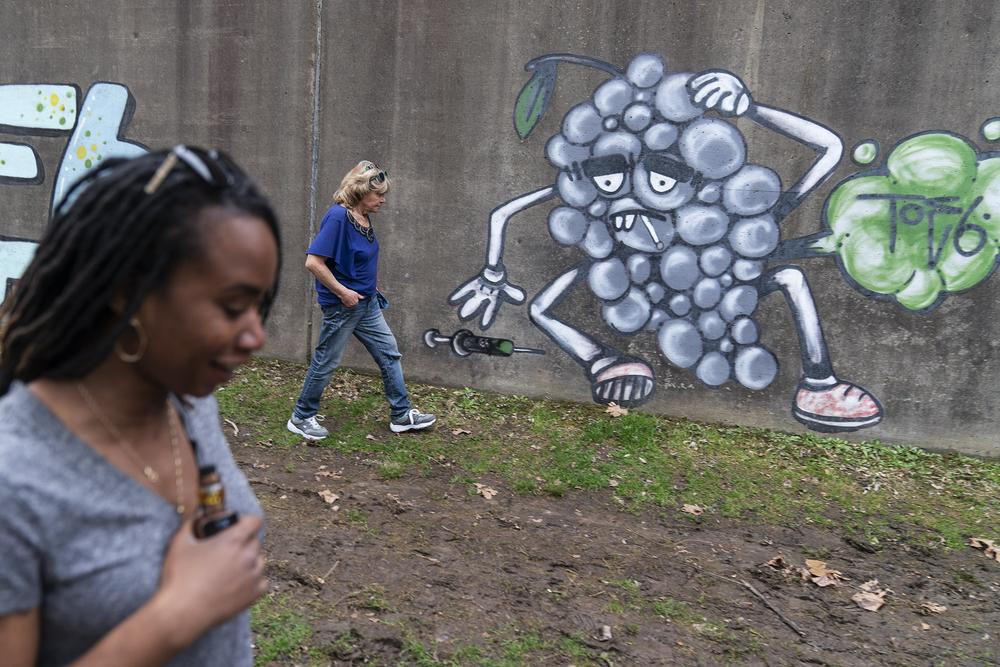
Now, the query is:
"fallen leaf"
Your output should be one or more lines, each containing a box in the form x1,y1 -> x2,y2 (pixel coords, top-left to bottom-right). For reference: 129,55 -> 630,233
765,554 -> 789,570
605,402 -> 628,417
811,575 -> 841,587
969,537 -> 1000,563
318,489 -> 339,504
920,601 -> 947,614
859,579 -> 883,592
805,559 -> 831,577
451,428 -> 472,436
608,479 -> 620,488
852,579 -> 890,611
803,559 -> 844,586
681,504 -> 704,516
920,622 -> 931,630
365,434 -> 376,441
224,418 -> 239,437
853,590 -> 886,611
474,483 -> 497,500
597,625 -> 613,641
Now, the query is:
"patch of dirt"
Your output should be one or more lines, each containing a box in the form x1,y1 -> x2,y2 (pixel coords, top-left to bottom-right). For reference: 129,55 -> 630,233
236,437 -> 1000,666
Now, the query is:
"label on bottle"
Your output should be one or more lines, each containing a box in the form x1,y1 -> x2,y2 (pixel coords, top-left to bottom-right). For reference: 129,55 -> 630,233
198,482 -> 225,508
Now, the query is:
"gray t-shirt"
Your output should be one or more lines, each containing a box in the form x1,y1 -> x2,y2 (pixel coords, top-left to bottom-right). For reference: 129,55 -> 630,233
0,382 -> 262,666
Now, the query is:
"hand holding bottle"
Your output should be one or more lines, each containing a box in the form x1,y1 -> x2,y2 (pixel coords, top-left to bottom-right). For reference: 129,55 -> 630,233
152,514 -> 267,651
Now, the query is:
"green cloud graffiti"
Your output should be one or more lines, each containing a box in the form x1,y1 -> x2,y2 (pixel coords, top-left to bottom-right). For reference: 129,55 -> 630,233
785,132 -> 1000,312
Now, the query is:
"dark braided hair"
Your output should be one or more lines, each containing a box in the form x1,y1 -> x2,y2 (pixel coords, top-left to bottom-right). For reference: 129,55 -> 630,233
0,146 -> 282,395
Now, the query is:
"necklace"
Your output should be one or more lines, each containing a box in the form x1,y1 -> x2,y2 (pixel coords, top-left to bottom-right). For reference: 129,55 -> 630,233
76,382 -> 186,515
347,209 -> 375,242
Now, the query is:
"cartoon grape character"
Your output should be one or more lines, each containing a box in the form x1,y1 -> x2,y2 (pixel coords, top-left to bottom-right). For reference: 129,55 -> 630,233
448,53 -> 883,433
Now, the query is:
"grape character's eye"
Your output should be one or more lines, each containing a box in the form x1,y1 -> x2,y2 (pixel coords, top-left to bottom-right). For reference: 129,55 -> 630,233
648,171 -> 678,194
642,153 -> 694,194
592,172 -> 625,194
581,154 -> 630,196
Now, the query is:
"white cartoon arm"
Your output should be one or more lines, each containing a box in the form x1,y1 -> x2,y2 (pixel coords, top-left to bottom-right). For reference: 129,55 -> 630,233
689,70 -> 843,222
449,186 -> 556,329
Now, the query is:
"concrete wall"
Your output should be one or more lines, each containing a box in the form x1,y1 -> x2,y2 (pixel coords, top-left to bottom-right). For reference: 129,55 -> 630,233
3,1 -> 999,456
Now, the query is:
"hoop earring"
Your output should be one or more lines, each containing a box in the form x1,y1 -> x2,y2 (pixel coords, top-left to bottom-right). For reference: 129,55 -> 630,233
115,317 -> 148,363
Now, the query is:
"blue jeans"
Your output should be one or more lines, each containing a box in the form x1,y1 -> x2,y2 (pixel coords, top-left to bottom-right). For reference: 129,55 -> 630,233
293,296 -> 411,420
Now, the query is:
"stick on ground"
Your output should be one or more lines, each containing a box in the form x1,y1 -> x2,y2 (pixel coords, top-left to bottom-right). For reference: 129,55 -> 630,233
739,579 -> 808,639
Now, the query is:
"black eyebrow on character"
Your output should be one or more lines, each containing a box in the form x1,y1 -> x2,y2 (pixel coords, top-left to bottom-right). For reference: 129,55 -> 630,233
581,154 -> 630,177
643,154 -> 695,182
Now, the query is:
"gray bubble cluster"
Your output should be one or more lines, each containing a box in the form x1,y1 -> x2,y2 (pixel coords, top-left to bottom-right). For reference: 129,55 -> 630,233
545,53 -> 782,390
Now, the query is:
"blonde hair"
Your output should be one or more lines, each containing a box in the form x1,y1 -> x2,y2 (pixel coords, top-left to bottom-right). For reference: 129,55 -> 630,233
333,160 -> 391,208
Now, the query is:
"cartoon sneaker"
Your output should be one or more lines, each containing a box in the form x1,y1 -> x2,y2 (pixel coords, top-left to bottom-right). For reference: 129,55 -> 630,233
588,355 -> 656,407
792,380 -> 883,433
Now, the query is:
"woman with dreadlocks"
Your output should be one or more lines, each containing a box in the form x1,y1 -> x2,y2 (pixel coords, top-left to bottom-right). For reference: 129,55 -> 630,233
0,146 -> 279,666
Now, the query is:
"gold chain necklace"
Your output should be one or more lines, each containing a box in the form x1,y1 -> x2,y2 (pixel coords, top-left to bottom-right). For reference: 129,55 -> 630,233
76,382 -> 186,515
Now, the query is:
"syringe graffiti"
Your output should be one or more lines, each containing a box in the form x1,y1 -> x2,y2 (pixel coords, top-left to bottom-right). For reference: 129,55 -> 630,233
0,82 -> 147,302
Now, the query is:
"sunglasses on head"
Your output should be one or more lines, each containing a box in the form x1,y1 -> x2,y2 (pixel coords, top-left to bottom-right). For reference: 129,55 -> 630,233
144,145 -> 235,194
361,162 -> 389,186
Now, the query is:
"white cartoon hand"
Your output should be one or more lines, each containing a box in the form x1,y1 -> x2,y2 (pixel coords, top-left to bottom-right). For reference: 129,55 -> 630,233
688,70 -> 753,117
448,265 -> 526,329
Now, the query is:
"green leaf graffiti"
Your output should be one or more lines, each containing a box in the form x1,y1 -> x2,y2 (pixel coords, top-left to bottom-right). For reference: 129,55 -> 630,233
820,132 -> 1000,311
513,61 -> 557,140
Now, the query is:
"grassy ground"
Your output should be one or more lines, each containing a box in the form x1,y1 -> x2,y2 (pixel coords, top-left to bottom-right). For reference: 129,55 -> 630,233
219,358 -> 999,550
217,358 -> 1000,665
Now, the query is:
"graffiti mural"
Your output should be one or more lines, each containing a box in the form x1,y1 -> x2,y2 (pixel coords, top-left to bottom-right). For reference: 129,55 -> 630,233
437,52 -> 894,433
0,84 -> 79,185
424,328 -> 544,358
0,82 -> 147,302
779,130 -> 1000,313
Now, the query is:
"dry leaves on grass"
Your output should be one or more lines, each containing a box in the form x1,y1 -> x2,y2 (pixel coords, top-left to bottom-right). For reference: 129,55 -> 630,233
968,537 -> 1000,563
802,559 -> 845,587
680,504 -> 704,516
318,489 -> 340,505
451,428 -> 472,436
474,483 -> 498,500
605,402 -> 628,417
853,579 -> 890,611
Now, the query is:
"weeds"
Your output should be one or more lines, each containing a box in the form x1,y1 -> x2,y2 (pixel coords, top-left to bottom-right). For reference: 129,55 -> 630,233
251,593 -> 312,665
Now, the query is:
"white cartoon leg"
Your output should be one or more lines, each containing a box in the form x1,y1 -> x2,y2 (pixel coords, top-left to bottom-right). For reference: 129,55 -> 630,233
530,264 -> 655,407
762,266 -> 883,432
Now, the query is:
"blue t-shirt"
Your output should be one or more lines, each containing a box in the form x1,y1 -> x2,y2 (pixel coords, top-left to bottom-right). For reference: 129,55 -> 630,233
307,204 -> 379,307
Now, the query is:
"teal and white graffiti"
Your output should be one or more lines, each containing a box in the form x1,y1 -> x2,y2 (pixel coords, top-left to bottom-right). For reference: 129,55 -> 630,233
0,81 -> 146,301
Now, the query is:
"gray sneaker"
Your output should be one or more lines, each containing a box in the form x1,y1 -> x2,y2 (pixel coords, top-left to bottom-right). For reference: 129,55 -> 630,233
390,409 -> 436,433
287,414 -> 329,440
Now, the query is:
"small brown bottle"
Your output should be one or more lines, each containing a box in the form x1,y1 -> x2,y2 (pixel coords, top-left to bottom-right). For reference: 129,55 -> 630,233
193,465 -> 240,538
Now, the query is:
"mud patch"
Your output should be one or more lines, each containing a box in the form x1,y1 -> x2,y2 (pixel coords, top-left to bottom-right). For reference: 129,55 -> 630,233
237,439 -> 1000,666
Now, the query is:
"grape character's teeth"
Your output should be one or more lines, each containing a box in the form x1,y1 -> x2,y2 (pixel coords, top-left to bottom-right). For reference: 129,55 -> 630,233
625,214 -> 636,230
612,215 -> 624,230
